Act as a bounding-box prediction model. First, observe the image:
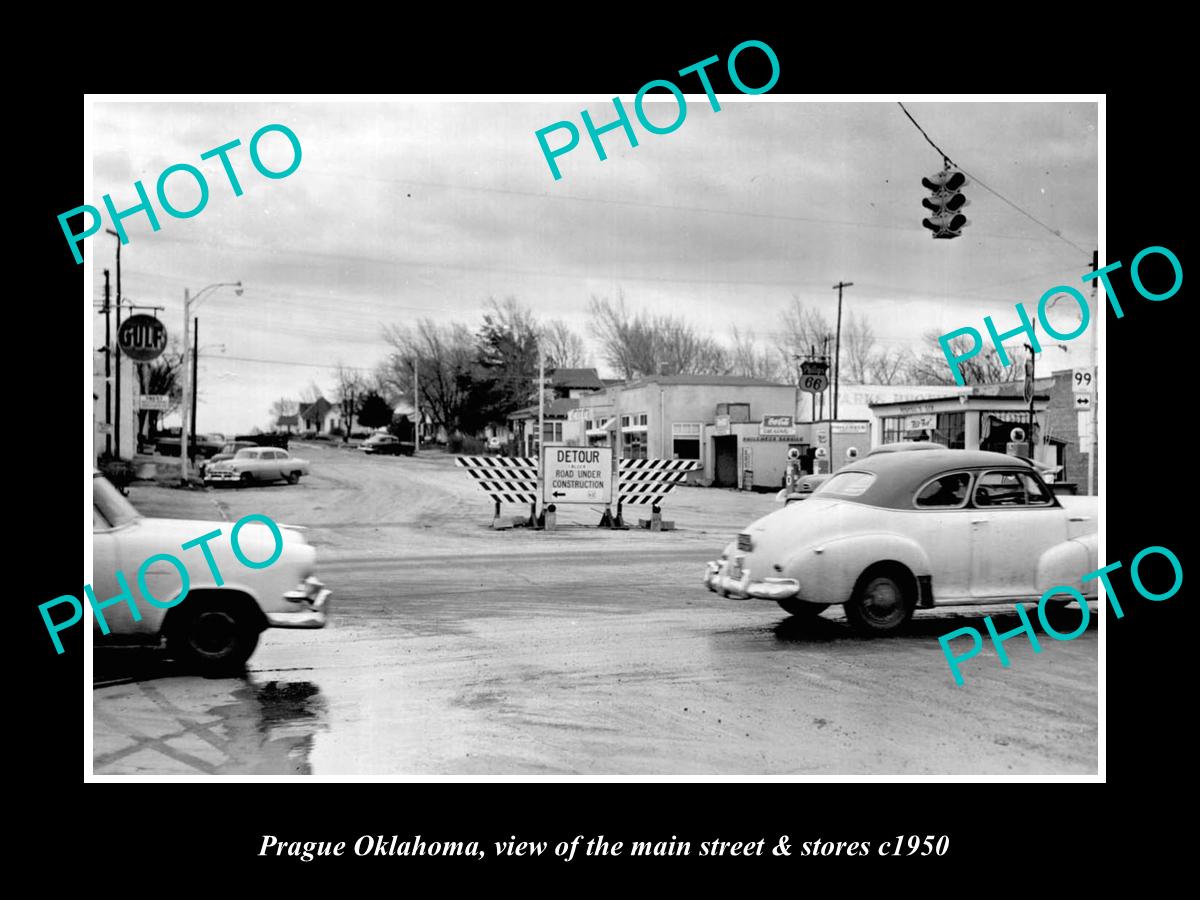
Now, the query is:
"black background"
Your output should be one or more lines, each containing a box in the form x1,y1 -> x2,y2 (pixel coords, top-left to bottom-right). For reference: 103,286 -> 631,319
22,21 -> 1188,886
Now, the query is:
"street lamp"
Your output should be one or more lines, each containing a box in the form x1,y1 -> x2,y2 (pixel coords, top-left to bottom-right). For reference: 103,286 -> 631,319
180,282 -> 242,481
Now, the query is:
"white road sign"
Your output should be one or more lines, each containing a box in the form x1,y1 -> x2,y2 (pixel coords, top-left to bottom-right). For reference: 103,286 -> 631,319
139,394 -> 171,411
1072,367 -> 1095,395
1074,393 -> 1093,410
542,446 -> 613,504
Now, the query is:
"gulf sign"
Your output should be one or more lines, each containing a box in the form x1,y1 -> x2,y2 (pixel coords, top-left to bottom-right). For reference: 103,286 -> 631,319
117,315 -> 168,362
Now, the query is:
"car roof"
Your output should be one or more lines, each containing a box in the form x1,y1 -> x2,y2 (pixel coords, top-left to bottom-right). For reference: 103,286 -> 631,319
821,449 -> 1039,509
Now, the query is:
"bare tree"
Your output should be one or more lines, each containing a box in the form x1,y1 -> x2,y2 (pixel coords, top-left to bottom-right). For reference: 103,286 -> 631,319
331,364 -> 368,438
906,330 -> 1027,385
728,326 -> 783,381
541,319 -> 588,369
778,297 -> 834,368
840,312 -> 877,384
135,339 -> 186,442
868,347 -> 908,385
379,319 -> 476,434
269,397 -> 296,420
588,292 -> 728,378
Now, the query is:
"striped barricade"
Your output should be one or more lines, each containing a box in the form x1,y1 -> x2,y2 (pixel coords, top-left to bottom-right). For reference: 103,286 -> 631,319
609,458 -> 702,529
456,456 -> 538,527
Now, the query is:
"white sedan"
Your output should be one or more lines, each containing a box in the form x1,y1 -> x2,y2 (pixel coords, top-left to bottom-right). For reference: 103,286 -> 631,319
705,448 -> 1098,636
205,447 -> 310,486
92,472 -> 329,670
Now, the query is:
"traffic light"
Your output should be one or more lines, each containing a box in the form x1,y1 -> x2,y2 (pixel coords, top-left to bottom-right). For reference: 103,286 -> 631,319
921,167 -> 969,239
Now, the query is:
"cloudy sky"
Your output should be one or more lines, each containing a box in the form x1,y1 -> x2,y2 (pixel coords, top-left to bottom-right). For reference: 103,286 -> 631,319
88,98 -> 1098,434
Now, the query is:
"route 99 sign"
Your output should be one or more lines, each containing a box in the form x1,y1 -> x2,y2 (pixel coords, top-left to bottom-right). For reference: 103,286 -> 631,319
117,314 -> 168,362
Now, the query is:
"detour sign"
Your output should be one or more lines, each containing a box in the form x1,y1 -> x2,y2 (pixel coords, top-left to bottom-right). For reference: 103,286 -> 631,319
542,446 -> 613,504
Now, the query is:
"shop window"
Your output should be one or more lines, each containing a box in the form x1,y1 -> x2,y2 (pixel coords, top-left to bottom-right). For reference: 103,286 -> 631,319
624,432 -> 647,459
673,439 -> 700,460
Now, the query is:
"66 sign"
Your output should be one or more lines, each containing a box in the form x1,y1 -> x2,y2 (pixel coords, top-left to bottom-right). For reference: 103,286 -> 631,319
117,315 -> 168,362
799,372 -> 829,393
799,360 -> 829,394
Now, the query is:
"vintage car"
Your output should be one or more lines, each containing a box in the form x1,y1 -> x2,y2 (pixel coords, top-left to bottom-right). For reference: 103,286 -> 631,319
92,471 -> 329,670
360,433 -> 414,456
198,440 -> 258,477
205,447 -> 310,485
705,448 -> 1098,636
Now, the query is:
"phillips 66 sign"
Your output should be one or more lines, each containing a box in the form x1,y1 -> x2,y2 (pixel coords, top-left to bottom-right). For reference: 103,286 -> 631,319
117,314 -> 168,362
799,360 -> 829,394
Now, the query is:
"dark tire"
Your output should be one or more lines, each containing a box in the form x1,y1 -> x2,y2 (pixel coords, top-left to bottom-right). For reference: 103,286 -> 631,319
285,471 -> 301,484
845,566 -> 916,637
167,598 -> 260,673
777,600 -> 830,618
1042,599 -> 1088,635
239,472 -> 253,485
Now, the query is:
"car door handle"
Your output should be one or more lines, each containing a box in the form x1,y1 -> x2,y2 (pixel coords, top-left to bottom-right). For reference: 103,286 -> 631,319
970,519 -> 988,525
1069,516 -> 1090,522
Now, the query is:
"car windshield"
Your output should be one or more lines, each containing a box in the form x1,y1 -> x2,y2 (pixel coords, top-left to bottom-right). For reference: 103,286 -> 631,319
816,471 -> 876,497
235,448 -> 257,459
93,475 -> 140,527
219,444 -> 240,454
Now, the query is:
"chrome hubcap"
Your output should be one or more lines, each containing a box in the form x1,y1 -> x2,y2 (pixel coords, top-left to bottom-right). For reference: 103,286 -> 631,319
862,578 -> 903,624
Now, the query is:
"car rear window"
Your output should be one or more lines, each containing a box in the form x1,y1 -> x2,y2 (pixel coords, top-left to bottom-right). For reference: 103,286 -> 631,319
817,471 -> 875,497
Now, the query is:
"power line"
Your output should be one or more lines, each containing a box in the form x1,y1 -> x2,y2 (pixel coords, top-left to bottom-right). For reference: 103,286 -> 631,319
306,167 -> 1081,247
897,102 -> 1092,259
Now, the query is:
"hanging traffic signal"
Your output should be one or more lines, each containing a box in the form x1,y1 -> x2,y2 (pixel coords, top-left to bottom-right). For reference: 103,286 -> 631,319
921,167 -> 969,239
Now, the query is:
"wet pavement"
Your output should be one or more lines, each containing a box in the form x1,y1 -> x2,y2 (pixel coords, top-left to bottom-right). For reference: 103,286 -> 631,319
92,444 -> 1099,776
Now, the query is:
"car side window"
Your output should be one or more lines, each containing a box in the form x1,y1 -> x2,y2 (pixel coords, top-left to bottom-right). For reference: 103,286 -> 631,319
974,470 -> 1037,507
1019,472 -> 1054,506
914,472 -> 973,508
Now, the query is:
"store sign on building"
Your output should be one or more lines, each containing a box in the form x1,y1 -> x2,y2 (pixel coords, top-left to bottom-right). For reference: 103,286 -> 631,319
139,394 -> 171,411
760,415 -> 795,437
714,415 -> 731,436
903,414 -> 936,432
832,422 -> 870,434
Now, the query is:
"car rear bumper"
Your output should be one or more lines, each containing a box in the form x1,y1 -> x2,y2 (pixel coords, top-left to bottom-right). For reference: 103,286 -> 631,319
268,579 -> 330,628
703,560 -> 801,601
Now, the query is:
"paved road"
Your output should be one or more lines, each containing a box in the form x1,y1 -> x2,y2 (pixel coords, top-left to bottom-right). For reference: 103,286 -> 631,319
92,445 -> 1098,775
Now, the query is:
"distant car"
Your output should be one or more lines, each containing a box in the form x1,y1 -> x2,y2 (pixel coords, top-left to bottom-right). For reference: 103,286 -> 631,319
776,473 -> 830,505
706,449 -> 1098,636
156,432 -> 225,459
205,447 -> 311,485
360,433 -> 414,456
198,440 -> 258,477
92,471 -> 329,671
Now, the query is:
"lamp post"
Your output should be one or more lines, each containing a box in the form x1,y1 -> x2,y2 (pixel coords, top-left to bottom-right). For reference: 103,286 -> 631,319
180,282 -> 242,482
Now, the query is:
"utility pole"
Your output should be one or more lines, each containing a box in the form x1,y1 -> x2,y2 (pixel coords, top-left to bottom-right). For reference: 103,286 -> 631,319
180,288 -> 192,482
1089,249 -> 1098,496
111,232 -> 123,457
819,336 -> 830,421
832,281 -> 853,421
413,359 -> 420,453
103,269 -> 112,456
191,316 -> 199,445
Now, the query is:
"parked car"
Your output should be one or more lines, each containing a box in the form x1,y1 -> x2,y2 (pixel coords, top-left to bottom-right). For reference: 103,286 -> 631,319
155,432 -> 225,459
198,440 -> 258,478
92,470 -> 329,670
205,447 -> 311,485
776,473 -> 830,505
234,432 -> 290,451
705,448 -> 1098,636
360,433 -> 414,456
